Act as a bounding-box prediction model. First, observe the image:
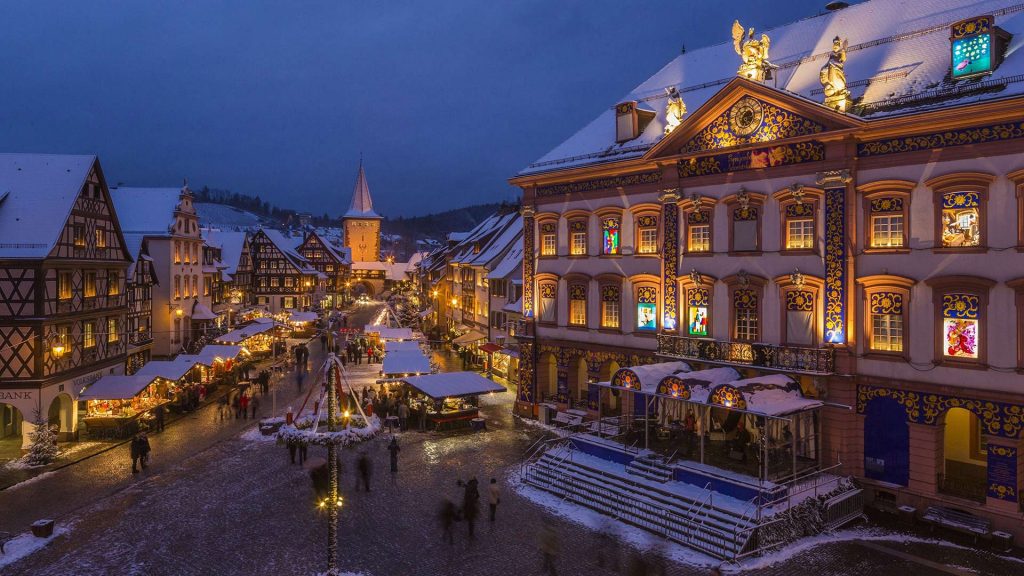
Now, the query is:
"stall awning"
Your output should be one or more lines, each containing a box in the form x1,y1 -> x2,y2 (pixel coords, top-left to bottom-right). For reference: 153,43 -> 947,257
385,340 -> 423,353
136,359 -> 199,381
400,372 -> 506,400
79,375 -> 157,400
418,307 -> 433,318
177,344 -> 246,367
479,343 -> 502,354
288,311 -> 318,324
452,330 -> 486,345
364,325 -> 414,340
191,301 -> 219,321
382,350 -> 433,376
216,321 -> 278,344
498,347 -> 520,359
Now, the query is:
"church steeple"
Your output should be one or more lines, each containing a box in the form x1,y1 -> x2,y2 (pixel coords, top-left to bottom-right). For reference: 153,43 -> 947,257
345,160 -> 381,219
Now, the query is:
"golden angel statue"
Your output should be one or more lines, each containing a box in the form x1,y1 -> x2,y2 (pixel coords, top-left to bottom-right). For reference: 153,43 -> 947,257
732,20 -> 772,81
820,36 -> 851,112
663,86 -> 687,135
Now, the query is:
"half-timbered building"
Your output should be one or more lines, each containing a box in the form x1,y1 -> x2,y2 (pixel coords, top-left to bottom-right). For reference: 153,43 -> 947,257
512,0 -> 1024,543
244,229 -> 323,314
0,154 -> 132,446
124,239 -> 156,376
296,230 -> 351,309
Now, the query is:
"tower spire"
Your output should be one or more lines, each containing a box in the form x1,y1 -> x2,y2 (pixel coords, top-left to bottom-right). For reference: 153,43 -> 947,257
345,160 -> 379,218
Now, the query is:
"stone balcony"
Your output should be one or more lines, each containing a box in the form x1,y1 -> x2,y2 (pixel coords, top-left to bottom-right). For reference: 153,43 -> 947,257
657,334 -> 835,375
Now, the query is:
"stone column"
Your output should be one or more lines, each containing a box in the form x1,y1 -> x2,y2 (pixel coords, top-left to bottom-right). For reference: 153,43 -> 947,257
816,169 -> 852,347
517,205 -> 537,415
660,188 -> 680,333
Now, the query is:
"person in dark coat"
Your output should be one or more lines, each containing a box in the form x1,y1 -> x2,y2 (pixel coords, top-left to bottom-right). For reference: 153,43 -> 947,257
387,437 -> 400,473
356,451 -> 372,491
130,433 -> 143,473
462,477 -> 480,539
153,404 -> 166,432
288,439 -> 298,464
298,441 -> 308,465
439,499 -> 457,545
293,345 -> 303,371
138,432 -> 151,470
251,395 -> 261,420
319,333 -> 328,351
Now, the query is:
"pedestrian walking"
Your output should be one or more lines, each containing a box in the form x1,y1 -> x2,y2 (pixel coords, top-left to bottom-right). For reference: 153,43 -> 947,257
219,396 -> 230,422
251,395 -> 261,420
320,333 -> 327,351
397,401 -> 409,431
153,404 -> 165,432
356,451 -> 372,491
288,440 -> 298,464
439,499 -> 457,545
240,393 -> 250,420
130,433 -> 143,473
297,370 -> 305,391
539,518 -> 560,576
387,436 -> 400,473
298,442 -> 308,465
138,431 -> 151,470
488,478 -> 500,521
233,393 -> 242,419
340,353 -> 347,368
461,476 -> 480,539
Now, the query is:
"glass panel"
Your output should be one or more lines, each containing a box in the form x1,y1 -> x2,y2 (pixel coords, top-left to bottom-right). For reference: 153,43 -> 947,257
541,234 -> 556,256
602,218 -> 620,255
871,214 -> 904,248
733,220 -> 758,251
871,313 -> 903,352
941,206 -> 980,247
786,310 -> 814,346
786,219 -> 814,249
735,308 -> 758,341
689,225 -> 710,252
637,303 -> 657,330
602,301 -> 620,328
943,317 -> 979,358
638,228 -> 658,254
570,299 -> 586,325
570,232 -> 587,255
687,306 -> 708,336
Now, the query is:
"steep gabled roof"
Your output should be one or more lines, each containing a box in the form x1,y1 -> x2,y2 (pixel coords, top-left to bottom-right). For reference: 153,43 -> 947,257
110,187 -> 183,235
344,162 -> 381,219
259,229 -> 319,274
518,0 -> 1024,176
0,153 -> 97,259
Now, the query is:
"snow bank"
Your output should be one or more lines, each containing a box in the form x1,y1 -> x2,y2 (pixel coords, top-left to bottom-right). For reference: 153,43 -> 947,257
4,470 -> 57,491
0,527 -> 69,569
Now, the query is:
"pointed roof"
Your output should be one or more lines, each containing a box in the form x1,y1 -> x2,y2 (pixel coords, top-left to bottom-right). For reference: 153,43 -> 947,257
344,162 -> 381,219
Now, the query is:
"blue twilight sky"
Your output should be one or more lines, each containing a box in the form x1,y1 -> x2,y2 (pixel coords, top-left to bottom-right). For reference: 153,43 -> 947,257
0,0 -> 828,217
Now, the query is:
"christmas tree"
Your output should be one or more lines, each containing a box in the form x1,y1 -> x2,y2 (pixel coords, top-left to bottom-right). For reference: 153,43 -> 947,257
25,411 -> 59,466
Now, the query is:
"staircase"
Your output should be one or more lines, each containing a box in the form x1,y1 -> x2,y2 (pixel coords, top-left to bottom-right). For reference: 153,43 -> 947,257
523,446 -> 758,560
626,454 -> 674,483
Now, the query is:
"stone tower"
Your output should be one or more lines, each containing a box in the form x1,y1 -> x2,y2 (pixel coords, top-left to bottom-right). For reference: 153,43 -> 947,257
342,161 -> 382,263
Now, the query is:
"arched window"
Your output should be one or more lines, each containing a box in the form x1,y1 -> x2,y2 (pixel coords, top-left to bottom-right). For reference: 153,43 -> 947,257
602,216 -> 621,255
774,186 -> 822,253
539,221 -> 557,257
634,213 -> 660,255
681,196 -> 715,254
775,273 -> 824,347
568,283 -> 587,327
725,273 -> 765,342
680,272 -> 715,338
724,189 -> 765,254
857,275 -> 915,359
858,180 -> 914,251
635,285 -> 658,331
538,279 -> 557,323
926,275 -> 995,366
599,282 -> 621,329
927,173 -> 994,251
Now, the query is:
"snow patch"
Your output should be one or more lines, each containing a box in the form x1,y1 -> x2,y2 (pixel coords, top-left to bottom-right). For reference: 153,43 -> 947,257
240,426 -> 278,443
4,470 -> 58,490
0,526 -> 69,569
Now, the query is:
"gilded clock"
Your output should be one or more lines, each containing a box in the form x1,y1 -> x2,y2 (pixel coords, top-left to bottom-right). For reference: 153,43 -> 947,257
728,97 -> 763,136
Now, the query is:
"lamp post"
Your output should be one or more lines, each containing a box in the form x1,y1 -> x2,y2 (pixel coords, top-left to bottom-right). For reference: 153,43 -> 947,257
325,356 -> 342,572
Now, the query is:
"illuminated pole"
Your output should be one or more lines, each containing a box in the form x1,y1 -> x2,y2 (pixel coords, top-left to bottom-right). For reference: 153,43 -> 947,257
326,355 -> 340,572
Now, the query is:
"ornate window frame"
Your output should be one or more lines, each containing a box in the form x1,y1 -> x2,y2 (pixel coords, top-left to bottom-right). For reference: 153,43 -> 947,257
773,186 -> 823,255
856,275 -> 915,361
679,272 -> 716,339
1007,169 -> 1024,251
1008,277 -> 1024,371
565,273 -> 590,328
680,195 -> 716,256
537,214 -> 559,258
596,207 -> 623,257
723,190 -> 766,255
536,273 -> 559,326
631,274 -> 660,334
925,275 -> 995,368
724,273 -> 766,343
564,210 -> 590,257
631,203 -> 661,257
596,273 -> 624,332
926,172 -> 994,253
858,179 -> 914,252
774,273 -> 824,347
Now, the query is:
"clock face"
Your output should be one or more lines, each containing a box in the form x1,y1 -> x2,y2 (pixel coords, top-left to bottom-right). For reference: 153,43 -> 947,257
729,97 -> 764,136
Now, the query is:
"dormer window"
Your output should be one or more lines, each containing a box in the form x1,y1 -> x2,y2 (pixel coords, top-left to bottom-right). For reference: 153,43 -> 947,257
950,15 -> 1009,80
615,101 -> 656,143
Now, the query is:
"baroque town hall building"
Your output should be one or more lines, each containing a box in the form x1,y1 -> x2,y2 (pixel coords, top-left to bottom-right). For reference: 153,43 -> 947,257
512,0 -> 1024,539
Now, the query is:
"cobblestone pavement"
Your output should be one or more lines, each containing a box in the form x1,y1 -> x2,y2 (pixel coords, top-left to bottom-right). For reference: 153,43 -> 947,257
4,314 -> 1023,575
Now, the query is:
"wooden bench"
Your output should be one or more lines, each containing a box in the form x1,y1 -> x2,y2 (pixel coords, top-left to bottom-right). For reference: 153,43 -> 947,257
921,505 -> 992,541
0,531 -> 12,554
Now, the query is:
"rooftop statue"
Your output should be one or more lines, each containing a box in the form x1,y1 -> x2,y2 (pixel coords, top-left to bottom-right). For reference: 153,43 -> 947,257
664,86 -> 687,135
820,36 -> 852,112
732,20 -> 773,81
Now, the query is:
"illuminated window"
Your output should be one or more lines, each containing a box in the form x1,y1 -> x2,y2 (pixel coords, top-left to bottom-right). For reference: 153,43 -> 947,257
539,223 -> 557,257
84,272 -> 97,298
174,275 -> 181,299
271,277 -> 280,288
686,287 -> 709,337
285,277 -> 295,288
107,317 -> 118,343
95,228 -> 106,248
940,192 -> 980,247
601,285 -> 620,329
733,288 -> 759,341
689,225 -> 710,252
785,289 -> 815,346
73,225 -> 86,248
107,271 -> 120,296
539,282 -> 556,323
636,215 -> 658,254
871,214 -> 904,248
942,293 -> 979,359
602,217 -> 621,255
58,271 -> 72,300
636,286 -> 657,331
569,284 -> 587,326
204,277 -> 211,296
569,220 -> 587,256
949,16 -> 1006,80
786,219 -> 814,249
871,313 -> 903,352
174,241 -> 182,264
84,321 -> 96,349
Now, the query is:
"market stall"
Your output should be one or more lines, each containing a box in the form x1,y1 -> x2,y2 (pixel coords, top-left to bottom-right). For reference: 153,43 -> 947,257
399,372 -> 506,431
175,344 -> 246,385
382,350 -> 432,377
215,318 -> 282,354
363,325 -> 414,341
79,374 -> 169,437
136,359 -> 203,412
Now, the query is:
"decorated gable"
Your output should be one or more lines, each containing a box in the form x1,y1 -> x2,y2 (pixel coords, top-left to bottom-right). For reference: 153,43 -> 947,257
680,95 -> 826,155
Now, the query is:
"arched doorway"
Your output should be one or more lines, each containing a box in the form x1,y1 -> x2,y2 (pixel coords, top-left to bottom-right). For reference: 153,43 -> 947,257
568,356 -> 587,404
863,397 -> 909,486
0,403 -> 25,459
939,407 -> 987,501
47,393 -> 75,441
598,360 -> 620,414
537,352 -> 557,403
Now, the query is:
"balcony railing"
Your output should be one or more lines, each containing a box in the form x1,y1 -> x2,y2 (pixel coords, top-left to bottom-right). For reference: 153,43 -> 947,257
657,334 -> 835,375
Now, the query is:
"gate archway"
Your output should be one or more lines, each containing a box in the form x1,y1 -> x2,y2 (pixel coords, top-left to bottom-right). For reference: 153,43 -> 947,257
863,397 -> 910,486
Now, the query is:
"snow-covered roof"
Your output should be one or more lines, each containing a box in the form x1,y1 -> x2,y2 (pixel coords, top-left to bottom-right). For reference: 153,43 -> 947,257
216,321 -> 278,343
203,230 -> 248,275
520,0 -> 1024,176
468,215 -> 521,268
502,297 -> 522,314
488,229 -> 524,280
288,311 -> 318,324
344,162 -> 381,219
0,153 -> 97,259
110,187 -> 182,235
79,375 -> 156,400
451,212 -> 518,265
260,229 -> 318,274
364,325 -> 414,340
382,350 -> 433,376
136,359 -> 199,382
195,202 -> 262,229
613,361 -> 691,393
401,371 -> 507,399
385,340 -> 423,353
